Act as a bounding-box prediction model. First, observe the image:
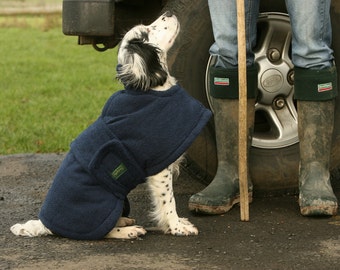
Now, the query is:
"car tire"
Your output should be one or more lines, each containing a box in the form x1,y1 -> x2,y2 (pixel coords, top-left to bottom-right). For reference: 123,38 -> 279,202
164,0 -> 340,193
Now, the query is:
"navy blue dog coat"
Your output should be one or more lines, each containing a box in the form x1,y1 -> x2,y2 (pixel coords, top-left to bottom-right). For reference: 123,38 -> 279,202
39,84 -> 212,240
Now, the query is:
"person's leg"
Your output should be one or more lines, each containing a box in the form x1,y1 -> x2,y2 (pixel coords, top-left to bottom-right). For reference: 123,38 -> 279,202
286,0 -> 338,216
285,0 -> 334,69
208,0 -> 259,69
188,0 -> 259,214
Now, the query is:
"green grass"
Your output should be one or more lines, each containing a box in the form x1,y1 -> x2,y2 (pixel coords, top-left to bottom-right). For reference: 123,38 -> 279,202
0,14 -> 123,154
0,0 -> 61,9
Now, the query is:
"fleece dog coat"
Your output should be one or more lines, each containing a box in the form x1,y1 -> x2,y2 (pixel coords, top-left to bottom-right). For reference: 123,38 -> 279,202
39,84 -> 212,240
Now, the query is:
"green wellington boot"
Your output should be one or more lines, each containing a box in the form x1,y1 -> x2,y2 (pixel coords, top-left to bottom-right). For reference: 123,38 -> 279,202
298,100 -> 338,216
188,66 -> 257,215
295,66 -> 338,216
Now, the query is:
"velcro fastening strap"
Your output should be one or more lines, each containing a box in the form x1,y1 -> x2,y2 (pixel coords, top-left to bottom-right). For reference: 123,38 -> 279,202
88,140 -> 146,198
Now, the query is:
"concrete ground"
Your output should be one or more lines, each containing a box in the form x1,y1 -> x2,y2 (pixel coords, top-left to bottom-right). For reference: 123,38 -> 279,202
1,153 -> 340,269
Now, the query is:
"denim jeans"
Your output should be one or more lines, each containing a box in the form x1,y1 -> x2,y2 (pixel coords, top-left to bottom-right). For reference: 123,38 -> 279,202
208,0 -> 334,70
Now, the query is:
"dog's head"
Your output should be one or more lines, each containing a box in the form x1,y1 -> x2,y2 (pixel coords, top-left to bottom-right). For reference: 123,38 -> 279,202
116,12 -> 180,90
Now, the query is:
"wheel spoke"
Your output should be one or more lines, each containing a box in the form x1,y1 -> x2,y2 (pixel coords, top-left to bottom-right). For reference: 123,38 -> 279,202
205,13 -> 297,149
253,91 -> 298,148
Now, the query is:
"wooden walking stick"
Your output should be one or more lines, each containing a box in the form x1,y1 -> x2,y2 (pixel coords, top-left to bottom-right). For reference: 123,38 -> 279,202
236,0 -> 250,221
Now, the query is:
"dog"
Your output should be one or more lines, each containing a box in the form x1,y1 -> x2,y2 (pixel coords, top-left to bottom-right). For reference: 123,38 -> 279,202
10,12 -> 211,240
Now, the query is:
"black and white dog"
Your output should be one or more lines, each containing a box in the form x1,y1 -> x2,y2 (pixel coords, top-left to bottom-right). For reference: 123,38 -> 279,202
10,12 -> 211,240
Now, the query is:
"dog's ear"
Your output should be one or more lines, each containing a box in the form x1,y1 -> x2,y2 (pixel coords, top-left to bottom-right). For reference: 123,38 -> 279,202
117,38 -> 168,90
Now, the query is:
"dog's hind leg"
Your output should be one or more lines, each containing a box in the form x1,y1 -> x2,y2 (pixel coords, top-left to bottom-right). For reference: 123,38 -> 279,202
115,216 -> 136,227
105,225 -> 147,239
147,164 -> 198,236
105,217 -> 146,239
10,220 -> 52,237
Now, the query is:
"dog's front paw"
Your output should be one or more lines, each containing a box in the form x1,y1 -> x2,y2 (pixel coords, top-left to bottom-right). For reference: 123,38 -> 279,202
106,225 -> 147,239
166,218 -> 198,236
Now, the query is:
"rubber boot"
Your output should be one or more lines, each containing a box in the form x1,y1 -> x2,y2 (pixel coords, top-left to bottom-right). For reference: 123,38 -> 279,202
188,97 -> 255,214
298,100 -> 338,216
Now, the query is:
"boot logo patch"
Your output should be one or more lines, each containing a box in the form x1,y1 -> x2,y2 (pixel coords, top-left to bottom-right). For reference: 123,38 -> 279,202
214,77 -> 229,86
318,82 -> 333,92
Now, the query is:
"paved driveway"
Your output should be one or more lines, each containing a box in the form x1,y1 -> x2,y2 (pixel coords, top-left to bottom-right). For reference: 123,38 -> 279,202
1,154 -> 339,269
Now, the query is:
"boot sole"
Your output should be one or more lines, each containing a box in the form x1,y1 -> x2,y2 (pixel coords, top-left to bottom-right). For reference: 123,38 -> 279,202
188,192 -> 253,215
300,204 -> 338,216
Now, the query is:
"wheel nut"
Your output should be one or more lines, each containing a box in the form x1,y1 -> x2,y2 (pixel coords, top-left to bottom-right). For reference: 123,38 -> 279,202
274,98 -> 285,109
287,70 -> 294,85
268,48 -> 281,62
